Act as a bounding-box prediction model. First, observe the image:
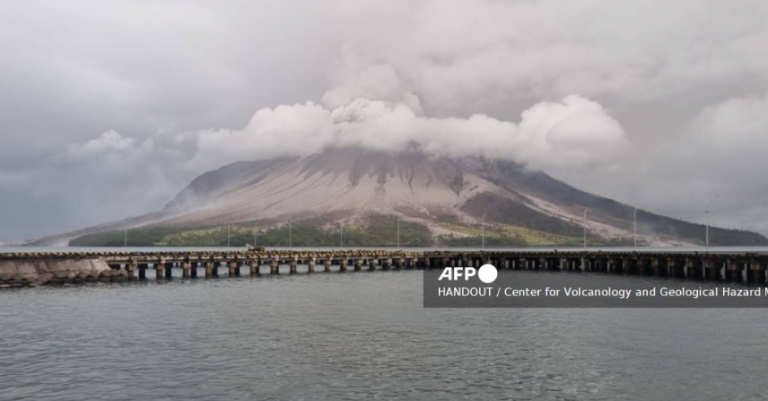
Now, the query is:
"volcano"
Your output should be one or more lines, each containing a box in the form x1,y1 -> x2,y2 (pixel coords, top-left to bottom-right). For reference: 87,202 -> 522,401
34,147 -> 767,247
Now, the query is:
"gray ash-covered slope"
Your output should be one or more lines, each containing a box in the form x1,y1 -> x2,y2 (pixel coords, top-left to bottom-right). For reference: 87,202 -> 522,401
149,147 -> 763,246
32,147 -> 767,246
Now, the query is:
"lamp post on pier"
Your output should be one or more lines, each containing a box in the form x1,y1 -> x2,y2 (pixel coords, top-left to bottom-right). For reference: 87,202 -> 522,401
397,217 -> 401,249
634,207 -> 639,248
583,209 -> 589,250
481,213 -> 487,250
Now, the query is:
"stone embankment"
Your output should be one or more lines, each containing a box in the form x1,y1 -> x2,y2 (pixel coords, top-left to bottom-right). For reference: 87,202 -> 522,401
0,259 -> 128,288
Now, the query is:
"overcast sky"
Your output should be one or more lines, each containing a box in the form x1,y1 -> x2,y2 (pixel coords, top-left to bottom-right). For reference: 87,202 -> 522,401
1,0 -> 768,241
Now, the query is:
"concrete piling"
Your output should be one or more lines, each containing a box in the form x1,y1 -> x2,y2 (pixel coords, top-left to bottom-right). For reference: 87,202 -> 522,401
7,249 -> 767,289
748,259 -> 766,284
726,260 -> 743,282
307,258 -> 315,273
705,259 -> 721,280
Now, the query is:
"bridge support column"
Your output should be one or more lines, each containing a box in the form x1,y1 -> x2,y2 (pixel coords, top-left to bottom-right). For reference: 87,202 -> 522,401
704,259 -> 721,280
748,259 -> 767,284
669,258 -> 686,279
394,258 -> 403,270
686,258 -> 703,280
324,259 -> 332,272
636,259 -> 651,276
182,262 -> 191,278
205,261 -> 214,278
138,264 -> 147,280
126,263 -> 137,280
354,259 -> 362,272
623,258 -> 637,275
610,258 -> 623,274
228,261 -> 238,277
339,259 -> 348,272
307,258 -> 315,273
726,260 -> 744,282
290,258 -> 298,274
383,258 -> 392,270
250,260 -> 260,276
596,258 -> 608,273
156,261 -> 165,280
652,258 -> 667,277
369,259 -> 377,271
270,260 -> 278,275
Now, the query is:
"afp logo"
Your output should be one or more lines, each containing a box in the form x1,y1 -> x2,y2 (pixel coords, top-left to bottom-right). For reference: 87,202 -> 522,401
438,264 -> 498,284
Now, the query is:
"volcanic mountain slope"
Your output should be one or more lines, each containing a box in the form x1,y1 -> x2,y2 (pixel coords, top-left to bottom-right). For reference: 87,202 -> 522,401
36,147 -> 767,246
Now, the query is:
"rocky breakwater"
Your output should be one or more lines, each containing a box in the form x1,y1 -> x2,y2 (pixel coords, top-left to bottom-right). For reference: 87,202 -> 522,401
0,258 -> 128,288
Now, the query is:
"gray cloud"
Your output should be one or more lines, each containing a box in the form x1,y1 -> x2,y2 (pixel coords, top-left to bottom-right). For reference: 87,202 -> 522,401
1,0 -> 768,240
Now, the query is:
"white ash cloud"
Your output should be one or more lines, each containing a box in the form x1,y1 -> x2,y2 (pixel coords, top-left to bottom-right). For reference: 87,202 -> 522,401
189,71 -> 630,174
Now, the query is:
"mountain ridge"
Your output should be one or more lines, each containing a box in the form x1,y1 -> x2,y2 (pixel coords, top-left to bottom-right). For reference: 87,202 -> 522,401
31,147 -> 768,247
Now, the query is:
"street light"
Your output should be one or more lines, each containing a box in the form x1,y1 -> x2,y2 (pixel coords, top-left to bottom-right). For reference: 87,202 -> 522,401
583,209 -> 589,250
396,217 -> 401,249
634,207 -> 639,248
339,222 -> 343,248
705,195 -> 719,253
481,213 -> 487,250
227,222 -> 231,248
253,222 -> 258,248
288,221 -> 292,248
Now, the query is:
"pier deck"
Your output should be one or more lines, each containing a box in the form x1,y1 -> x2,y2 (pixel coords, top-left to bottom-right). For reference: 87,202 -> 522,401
1,249 -> 767,285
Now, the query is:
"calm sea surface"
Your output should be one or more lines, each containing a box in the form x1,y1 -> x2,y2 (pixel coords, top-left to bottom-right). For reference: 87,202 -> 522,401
1,247 -> 767,400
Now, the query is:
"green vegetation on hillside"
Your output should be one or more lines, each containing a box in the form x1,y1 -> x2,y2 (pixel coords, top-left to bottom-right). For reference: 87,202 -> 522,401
437,222 -> 583,247
69,214 -> 629,248
70,215 -> 433,247
70,227 -> 184,246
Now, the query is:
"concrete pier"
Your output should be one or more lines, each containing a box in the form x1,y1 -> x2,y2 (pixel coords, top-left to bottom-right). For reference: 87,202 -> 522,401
250,260 -> 259,276
156,261 -> 165,280
3,249 -> 767,288
270,260 -> 278,275
749,259 -> 767,283
726,260 -> 744,282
